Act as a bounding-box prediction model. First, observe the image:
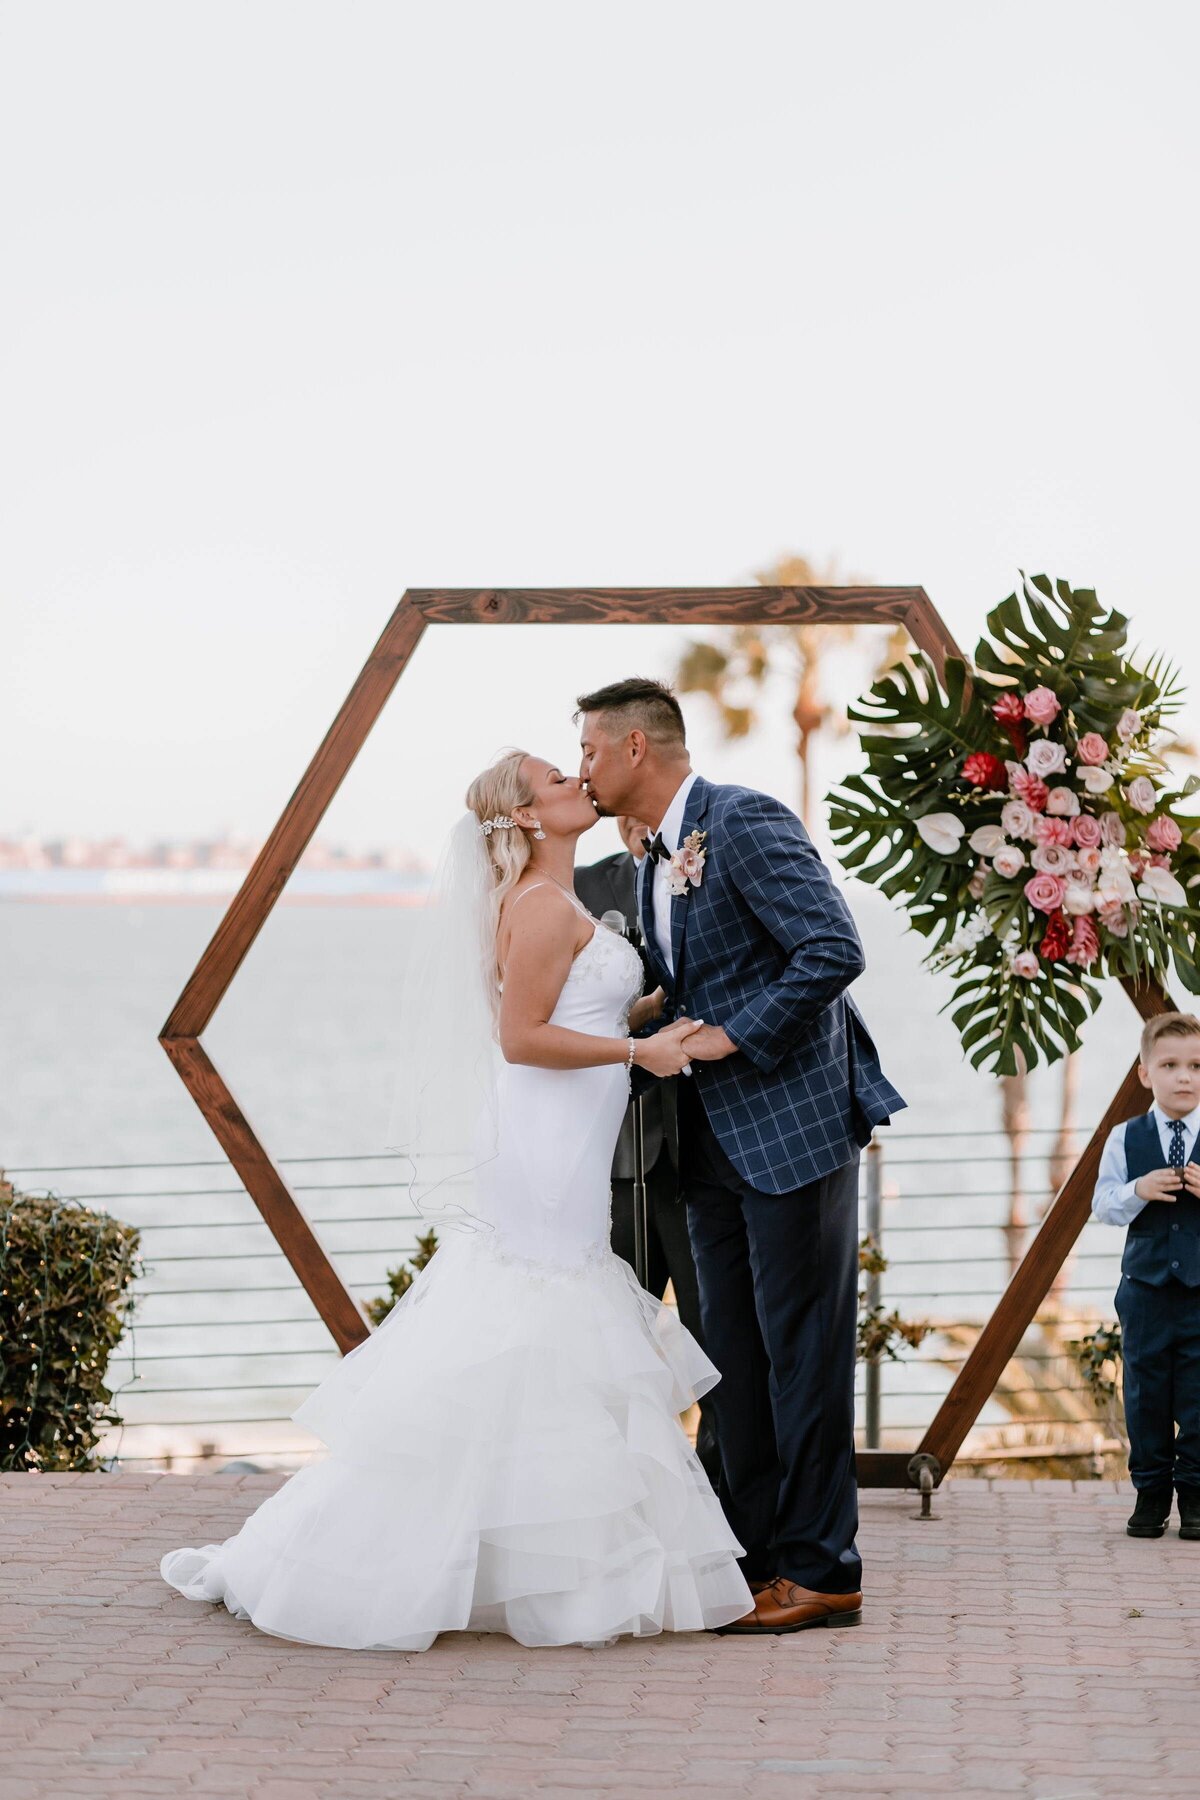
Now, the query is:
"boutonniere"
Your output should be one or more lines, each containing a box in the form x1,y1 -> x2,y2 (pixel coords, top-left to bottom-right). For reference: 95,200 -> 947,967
666,829 -> 707,897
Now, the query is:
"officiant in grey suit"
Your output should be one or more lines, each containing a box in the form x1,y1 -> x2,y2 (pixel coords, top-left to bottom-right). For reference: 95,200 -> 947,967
576,814 -> 721,1487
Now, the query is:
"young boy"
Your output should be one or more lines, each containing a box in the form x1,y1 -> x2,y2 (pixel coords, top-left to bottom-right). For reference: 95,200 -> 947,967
1092,1012 -> 1200,1540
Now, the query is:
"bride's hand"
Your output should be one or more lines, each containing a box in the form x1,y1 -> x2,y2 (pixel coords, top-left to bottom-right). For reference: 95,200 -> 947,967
633,1017 -> 700,1078
627,987 -> 665,1033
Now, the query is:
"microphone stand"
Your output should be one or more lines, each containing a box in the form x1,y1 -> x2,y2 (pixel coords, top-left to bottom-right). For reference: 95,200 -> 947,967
622,913 -> 650,1291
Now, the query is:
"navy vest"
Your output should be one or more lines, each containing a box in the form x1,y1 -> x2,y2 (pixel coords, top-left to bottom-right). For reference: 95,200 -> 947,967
1122,1110 -> 1200,1288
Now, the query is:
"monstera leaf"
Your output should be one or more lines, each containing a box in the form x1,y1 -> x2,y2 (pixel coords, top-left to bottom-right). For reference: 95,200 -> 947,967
974,572 -> 1144,732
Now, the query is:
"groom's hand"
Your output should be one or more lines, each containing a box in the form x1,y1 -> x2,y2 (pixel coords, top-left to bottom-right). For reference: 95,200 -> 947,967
679,1023 -> 738,1062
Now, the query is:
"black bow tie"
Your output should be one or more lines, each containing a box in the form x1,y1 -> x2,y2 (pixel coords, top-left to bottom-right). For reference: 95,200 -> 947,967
642,832 -> 669,864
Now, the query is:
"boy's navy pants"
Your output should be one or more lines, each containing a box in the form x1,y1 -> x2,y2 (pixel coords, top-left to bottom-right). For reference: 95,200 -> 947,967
1116,1274 -> 1200,1490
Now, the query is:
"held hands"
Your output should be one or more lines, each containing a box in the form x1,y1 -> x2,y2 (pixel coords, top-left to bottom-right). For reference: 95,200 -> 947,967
677,1022 -> 738,1063
634,1018 -> 702,1078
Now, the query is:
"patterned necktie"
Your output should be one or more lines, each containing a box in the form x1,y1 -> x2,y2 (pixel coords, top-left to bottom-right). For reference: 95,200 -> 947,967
1169,1117 -> 1187,1183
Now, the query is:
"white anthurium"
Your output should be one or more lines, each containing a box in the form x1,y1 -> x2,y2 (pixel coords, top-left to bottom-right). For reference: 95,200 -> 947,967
968,824 -> 1008,856
915,812 -> 966,855
1079,765 -> 1115,795
1138,866 -> 1188,908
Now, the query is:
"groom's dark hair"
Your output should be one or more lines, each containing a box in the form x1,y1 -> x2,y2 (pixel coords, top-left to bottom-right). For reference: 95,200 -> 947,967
574,677 -> 687,749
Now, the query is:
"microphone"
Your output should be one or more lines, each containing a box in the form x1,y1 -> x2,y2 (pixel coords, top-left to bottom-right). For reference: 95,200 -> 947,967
603,909 -> 692,1076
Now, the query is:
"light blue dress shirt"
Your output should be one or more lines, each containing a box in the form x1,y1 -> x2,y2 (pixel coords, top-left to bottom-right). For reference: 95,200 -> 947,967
1091,1100 -> 1200,1227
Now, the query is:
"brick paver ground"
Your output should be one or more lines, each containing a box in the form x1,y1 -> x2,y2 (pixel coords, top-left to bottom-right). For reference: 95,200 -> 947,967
1,1472 -> 1198,1798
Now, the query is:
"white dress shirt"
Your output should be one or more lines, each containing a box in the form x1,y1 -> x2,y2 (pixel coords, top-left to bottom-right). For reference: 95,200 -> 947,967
651,770 -> 699,976
1091,1099 -> 1200,1226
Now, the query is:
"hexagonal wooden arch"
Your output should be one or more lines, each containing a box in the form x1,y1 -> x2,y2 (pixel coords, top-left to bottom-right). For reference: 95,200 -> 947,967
161,587 -> 1172,1488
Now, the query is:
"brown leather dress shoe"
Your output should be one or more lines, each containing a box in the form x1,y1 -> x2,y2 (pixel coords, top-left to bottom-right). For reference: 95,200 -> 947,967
715,1578 -> 863,1635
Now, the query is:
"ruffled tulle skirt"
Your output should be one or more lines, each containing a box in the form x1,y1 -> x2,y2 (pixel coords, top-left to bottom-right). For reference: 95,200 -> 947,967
159,1229 -> 754,1650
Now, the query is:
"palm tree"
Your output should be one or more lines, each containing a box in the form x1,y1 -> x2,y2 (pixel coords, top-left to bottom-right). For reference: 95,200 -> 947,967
673,553 -> 907,830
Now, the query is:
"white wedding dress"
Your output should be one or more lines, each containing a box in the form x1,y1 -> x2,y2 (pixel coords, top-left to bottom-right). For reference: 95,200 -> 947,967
160,891 -> 754,1650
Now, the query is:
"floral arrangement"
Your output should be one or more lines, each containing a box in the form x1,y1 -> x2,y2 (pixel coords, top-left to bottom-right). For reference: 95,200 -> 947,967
828,573 -> 1200,1074
666,828 -> 707,896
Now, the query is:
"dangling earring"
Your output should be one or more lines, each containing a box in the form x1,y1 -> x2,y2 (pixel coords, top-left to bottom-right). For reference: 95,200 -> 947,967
532,821 -> 546,841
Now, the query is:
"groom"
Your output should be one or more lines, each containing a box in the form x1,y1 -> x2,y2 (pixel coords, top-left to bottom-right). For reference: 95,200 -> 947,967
577,677 -> 905,1634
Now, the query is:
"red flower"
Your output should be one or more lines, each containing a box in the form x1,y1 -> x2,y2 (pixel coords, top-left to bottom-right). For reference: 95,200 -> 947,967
991,692 -> 1028,757
961,751 -> 1008,792
1038,910 -> 1072,962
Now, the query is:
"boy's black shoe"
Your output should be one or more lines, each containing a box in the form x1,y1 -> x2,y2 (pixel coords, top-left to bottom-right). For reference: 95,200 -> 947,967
1126,1485 -> 1173,1538
1176,1486 -> 1200,1540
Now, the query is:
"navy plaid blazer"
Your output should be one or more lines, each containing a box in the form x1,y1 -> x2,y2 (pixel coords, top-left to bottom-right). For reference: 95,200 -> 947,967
635,774 -> 906,1194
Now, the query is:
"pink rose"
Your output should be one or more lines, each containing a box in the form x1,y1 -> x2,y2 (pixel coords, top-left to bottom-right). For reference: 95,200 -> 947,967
1117,709 -> 1142,742
1071,813 -> 1103,849
1023,686 -> 1062,727
1031,843 -> 1074,875
1077,732 -> 1110,766
968,864 -> 988,899
1076,845 -> 1103,876
1127,776 -> 1157,815
1025,872 -> 1066,914
1001,799 -> 1038,841
1046,786 -> 1080,818
1100,811 -> 1126,847
1010,951 -> 1040,979
1010,769 -> 1050,812
1146,815 -> 1183,853
1035,816 -> 1073,846
992,845 -> 1027,879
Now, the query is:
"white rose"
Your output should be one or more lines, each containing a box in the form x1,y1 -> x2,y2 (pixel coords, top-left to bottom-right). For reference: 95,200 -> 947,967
1026,739 -> 1068,778
1138,865 -> 1187,907
969,824 -> 1008,855
1126,776 -> 1157,815
915,812 -> 966,855
1076,845 -> 1103,876
992,845 -> 1026,879
1079,765 -> 1115,795
1062,882 -> 1096,916
1001,799 -> 1038,842
1046,786 -> 1081,818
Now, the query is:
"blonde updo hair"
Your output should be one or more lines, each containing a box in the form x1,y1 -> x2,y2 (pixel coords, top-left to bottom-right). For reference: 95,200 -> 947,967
466,749 -> 537,1014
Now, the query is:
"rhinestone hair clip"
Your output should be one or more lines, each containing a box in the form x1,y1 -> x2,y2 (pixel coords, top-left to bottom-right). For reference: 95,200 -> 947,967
478,815 -> 516,837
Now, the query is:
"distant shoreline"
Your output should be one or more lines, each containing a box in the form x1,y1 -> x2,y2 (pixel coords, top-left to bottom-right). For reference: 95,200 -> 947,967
0,892 -> 427,906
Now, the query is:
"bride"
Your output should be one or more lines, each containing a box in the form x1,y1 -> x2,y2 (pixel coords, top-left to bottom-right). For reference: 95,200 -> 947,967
160,750 -> 755,1650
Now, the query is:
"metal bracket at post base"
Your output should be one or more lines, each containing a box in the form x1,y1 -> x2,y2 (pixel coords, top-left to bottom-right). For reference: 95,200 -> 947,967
907,1452 -> 941,1519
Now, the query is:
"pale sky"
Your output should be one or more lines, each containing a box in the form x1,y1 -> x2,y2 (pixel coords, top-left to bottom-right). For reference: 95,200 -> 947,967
3,0 -> 1198,863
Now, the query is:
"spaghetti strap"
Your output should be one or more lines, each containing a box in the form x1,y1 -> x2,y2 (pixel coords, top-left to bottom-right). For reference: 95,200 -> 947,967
507,881 -> 549,911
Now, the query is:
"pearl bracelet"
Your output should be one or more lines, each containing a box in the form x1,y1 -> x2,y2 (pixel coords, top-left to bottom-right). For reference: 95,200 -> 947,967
625,1037 -> 636,1075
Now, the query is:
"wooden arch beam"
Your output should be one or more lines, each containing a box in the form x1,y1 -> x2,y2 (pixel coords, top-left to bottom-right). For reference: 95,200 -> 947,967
160,586 -> 1159,1482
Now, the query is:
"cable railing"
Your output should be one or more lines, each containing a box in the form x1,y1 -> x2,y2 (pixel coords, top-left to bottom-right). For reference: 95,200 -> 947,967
5,1124 -> 1128,1473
